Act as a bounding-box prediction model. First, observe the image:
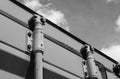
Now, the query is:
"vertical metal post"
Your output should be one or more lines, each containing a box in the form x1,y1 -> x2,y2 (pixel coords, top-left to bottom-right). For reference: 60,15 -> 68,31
99,66 -> 108,79
28,14 -> 45,79
96,61 -> 108,79
113,63 -> 120,78
80,44 -> 98,79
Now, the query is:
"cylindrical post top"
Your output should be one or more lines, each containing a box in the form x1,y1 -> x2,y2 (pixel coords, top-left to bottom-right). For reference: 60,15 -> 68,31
28,14 -> 45,79
80,44 -> 94,60
28,14 -> 46,31
81,45 -> 98,79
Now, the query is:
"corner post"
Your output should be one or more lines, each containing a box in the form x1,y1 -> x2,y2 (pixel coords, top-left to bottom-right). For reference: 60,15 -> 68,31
28,14 -> 46,79
80,44 -> 98,79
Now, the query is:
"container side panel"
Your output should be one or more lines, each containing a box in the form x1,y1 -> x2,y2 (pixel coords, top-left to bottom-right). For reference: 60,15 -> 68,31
0,0 -> 32,23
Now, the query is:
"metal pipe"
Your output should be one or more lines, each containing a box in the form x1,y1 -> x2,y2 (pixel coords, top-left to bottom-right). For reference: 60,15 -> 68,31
28,14 -> 45,79
80,45 -> 98,79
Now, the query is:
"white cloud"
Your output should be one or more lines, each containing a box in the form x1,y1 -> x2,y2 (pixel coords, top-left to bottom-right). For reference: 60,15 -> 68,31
107,0 -> 112,3
23,0 -> 70,32
115,16 -> 120,32
24,0 -> 43,11
106,0 -> 120,3
101,44 -> 120,61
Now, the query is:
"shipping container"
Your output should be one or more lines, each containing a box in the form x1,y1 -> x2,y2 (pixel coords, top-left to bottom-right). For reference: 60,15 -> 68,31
0,0 -> 119,79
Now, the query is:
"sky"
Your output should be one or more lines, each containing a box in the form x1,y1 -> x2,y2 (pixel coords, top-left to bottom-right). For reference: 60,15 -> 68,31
20,0 -> 120,61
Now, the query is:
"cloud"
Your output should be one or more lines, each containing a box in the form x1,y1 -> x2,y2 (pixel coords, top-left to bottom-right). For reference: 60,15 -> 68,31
106,0 -> 120,3
107,0 -> 112,3
115,16 -> 120,32
22,0 -> 70,32
101,44 -> 120,61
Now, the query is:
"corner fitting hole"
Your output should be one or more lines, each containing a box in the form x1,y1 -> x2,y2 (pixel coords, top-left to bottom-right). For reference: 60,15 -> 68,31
28,32 -> 32,37
27,44 -> 31,50
85,72 -> 88,76
41,44 -> 43,46
83,61 -> 86,65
